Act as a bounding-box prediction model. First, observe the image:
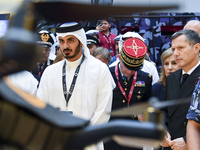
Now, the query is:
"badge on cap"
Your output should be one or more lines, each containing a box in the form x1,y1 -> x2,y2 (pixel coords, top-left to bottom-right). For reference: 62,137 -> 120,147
37,30 -> 54,47
123,37 -> 147,58
40,33 -> 50,42
120,37 -> 147,71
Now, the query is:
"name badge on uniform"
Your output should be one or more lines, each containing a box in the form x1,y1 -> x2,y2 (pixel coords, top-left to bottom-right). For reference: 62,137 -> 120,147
135,81 -> 145,87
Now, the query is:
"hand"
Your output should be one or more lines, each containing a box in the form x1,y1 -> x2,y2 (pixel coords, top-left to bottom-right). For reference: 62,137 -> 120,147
137,114 -> 144,122
96,24 -> 102,31
169,137 -> 188,150
160,131 -> 171,147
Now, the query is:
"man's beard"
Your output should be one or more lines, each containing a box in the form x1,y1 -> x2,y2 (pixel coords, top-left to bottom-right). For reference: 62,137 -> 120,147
61,42 -> 81,59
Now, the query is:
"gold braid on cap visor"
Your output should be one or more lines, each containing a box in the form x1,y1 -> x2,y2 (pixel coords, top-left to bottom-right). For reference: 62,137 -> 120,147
120,48 -> 145,67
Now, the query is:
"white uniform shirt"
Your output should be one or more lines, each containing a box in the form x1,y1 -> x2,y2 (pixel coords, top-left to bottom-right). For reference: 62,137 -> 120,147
37,55 -> 115,125
142,60 -> 159,85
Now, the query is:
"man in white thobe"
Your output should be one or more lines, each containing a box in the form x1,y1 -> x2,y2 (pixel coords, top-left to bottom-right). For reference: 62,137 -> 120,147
37,22 -> 115,150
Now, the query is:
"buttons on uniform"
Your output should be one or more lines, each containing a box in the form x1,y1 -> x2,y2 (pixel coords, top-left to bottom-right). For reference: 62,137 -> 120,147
137,91 -> 141,99
184,122 -> 187,126
124,88 -> 127,91
122,100 -> 126,103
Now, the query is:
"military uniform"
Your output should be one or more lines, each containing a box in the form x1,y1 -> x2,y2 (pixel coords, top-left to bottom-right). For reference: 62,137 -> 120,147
31,30 -> 54,82
32,59 -> 53,79
105,33 -> 153,150
105,64 -> 152,150
110,63 -> 152,113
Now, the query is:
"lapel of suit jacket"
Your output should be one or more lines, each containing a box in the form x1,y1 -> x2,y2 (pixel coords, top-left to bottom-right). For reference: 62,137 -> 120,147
165,69 -> 181,99
167,69 -> 181,116
168,65 -> 200,117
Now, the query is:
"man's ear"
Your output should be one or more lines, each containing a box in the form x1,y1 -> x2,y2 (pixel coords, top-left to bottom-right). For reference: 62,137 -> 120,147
80,42 -> 83,47
194,43 -> 200,54
109,23 -> 111,28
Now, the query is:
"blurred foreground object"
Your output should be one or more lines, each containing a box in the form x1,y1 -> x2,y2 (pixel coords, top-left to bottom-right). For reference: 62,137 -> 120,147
0,77 -> 165,150
0,1 -> 179,150
0,1 -> 178,77
0,2 -> 42,77
33,2 -> 178,23
111,97 -> 191,118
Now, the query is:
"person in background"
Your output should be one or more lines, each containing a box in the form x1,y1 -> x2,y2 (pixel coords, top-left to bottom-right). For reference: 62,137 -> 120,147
48,33 -> 57,61
55,42 -> 60,55
161,29 -> 200,150
184,20 -> 200,36
151,48 -> 180,101
114,34 -> 121,55
184,20 -> 200,150
37,22 -> 115,150
31,30 -> 54,82
109,34 -> 122,64
86,29 -> 99,40
186,71 -> 200,150
86,34 -> 99,55
145,48 -> 156,67
109,31 -> 159,85
92,47 -> 111,66
53,51 -> 65,64
96,18 -> 117,57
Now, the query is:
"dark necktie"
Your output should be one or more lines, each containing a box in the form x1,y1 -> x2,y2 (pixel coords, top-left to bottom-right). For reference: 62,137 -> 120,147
180,74 -> 189,88
38,64 -> 44,76
39,64 -> 43,71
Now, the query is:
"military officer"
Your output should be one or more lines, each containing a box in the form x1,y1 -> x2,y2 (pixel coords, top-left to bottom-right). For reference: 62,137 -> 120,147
109,34 -> 152,114
105,34 -> 152,150
31,30 -> 54,82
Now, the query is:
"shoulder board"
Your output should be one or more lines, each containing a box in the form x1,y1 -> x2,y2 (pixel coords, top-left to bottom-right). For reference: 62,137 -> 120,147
148,73 -> 152,78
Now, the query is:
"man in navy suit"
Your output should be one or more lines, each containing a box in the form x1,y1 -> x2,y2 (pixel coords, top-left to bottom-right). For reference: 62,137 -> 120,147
161,29 -> 200,150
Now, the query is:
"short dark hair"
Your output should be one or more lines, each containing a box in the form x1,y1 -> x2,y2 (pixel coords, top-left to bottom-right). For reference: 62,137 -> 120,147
102,18 -> 111,24
171,29 -> 200,47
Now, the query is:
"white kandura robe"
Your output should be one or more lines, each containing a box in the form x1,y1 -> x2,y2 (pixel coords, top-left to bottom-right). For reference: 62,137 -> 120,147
37,24 -> 116,149
37,54 -> 115,150
37,55 -> 115,124
37,56 -> 115,150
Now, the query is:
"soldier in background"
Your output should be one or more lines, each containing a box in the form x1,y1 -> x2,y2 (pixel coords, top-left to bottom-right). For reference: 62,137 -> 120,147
31,30 -> 54,82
